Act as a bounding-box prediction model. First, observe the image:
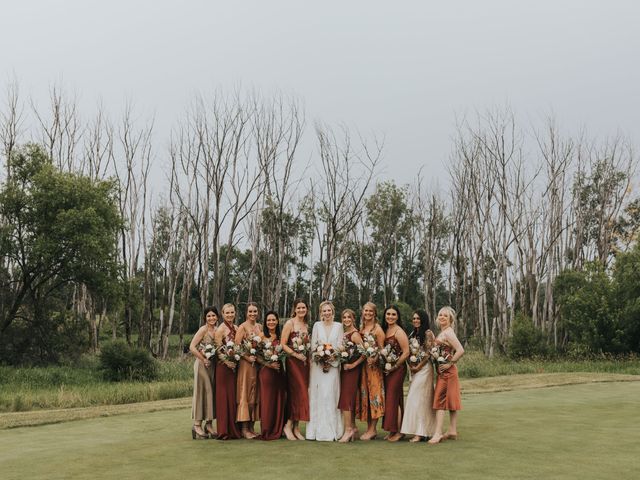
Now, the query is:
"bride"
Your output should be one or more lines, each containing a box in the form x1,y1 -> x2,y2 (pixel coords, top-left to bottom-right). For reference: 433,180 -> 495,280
306,300 -> 344,441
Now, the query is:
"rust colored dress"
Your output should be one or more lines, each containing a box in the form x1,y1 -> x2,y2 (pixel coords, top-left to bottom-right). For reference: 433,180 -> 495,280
215,322 -> 242,439
432,342 -> 462,411
337,331 -> 362,412
285,330 -> 310,422
258,338 -> 287,440
356,328 -> 385,422
382,335 -> 406,432
191,331 -> 215,422
236,323 -> 261,422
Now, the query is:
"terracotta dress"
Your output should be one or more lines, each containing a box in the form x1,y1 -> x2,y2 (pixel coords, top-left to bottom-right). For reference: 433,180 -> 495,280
382,335 -> 406,432
356,329 -> 385,422
236,324 -> 261,422
258,338 -> 287,440
215,322 -> 242,439
432,342 -> 462,411
337,331 -> 362,412
192,332 -> 215,423
285,330 -> 310,422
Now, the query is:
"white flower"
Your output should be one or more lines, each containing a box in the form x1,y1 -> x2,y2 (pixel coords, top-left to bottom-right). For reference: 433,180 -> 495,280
324,349 -> 332,356
363,342 -> 370,348
234,354 -> 241,361
264,341 -> 272,349
341,351 -> 348,358
385,362 -> 392,371
253,335 -> 261,342
409,355 -> 417,363
226,341 -> 234,347
437,356 -> 445,363
316,345 -> 324,353
367,347 -> 374,353
270,355 -> 278,362
298,345 -> 306,352
275,345 -> 283,352
205,352 -> 213,359
250,348 -> 256,355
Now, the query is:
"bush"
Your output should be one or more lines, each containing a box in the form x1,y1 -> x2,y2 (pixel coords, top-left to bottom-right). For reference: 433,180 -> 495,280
507,314 -> 548,359
99,340 -> 158,382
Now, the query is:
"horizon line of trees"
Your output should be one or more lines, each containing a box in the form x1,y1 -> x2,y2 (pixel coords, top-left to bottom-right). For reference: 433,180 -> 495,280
1,81 -> 639,365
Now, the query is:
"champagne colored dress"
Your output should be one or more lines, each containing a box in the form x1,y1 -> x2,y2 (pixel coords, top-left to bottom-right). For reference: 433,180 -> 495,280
215,322 -> 242,439
258,338 -> 287,440
382,335 -> 406,432
192,331 -> 215,423
432,342 -> 462,411
285,329 -> 310,422
236,323 -> 261,422
400,361 -> 436,437
337,331 -> 362,412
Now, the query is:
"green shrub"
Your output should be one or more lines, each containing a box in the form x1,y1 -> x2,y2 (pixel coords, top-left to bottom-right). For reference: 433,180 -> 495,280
99,340 -> 158,382
507,314 -> 549,359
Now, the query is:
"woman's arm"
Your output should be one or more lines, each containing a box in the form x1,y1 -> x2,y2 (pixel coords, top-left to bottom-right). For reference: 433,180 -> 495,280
438,329 -> 465,373
189,326 -> 211,367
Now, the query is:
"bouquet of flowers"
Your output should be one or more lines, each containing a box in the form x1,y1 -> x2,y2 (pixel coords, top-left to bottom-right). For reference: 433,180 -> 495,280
217,340 -> 242,368
407,337 -> 426,367
241,334 -> 263,360
312,343 -> 338,372
202,343 -> 216,360
429,344 -> 452,366
260,340 -> 287,364
290,332 -> 310,358
357,332 -> 380,359
379,343 -> 400,372
337,339 -> 360,364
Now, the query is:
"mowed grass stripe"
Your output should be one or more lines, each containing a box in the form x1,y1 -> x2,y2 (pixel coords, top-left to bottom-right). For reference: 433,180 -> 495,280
0,381 -> 638,480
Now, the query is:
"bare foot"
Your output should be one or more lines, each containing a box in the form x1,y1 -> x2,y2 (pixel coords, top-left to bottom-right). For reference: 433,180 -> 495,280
283,424 -> 297,441
428,434 -> 443,444
293,428 -> 305,441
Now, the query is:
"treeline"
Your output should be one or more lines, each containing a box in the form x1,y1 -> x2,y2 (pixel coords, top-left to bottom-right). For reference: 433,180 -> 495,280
1,83 -> 639,364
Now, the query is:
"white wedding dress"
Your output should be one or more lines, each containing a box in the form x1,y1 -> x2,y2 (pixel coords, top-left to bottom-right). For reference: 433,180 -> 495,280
305,321 -> 344,441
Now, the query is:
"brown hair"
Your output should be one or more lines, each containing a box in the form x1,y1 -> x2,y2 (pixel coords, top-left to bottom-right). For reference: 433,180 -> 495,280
289,298 -> 310,323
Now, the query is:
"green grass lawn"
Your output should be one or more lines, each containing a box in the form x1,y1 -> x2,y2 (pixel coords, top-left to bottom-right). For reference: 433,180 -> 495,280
1,380 -> 638,480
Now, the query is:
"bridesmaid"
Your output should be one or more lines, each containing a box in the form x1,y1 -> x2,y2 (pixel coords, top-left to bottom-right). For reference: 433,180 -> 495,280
428,306 -> 465,444
258,310 -> 287,441
356,302 -> 385,441
189,306 -> 218,439
235,302 -> 262,439
281,298 -> 311,441
337,308 -> 364,443
401,310 -> 437,442
382,305 -> 410,442
408,309 -> 429,345
214,303 -> 242,440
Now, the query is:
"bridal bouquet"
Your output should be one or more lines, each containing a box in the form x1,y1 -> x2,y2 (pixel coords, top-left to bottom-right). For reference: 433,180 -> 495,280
312,343 -> 338,373
407,337 -> 426,367
337,339 -> 360,364
290,333 -> 310,357
429,344 -> 452,366
217,341 -> 242,368
379,344 -> 400,372
357,333 -> 380,359
241,334 -> 263,359
260,340 -> 286,364
202,343 -> 216,360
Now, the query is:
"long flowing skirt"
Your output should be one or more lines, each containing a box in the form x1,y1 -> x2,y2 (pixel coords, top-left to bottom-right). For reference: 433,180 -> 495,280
236,358 -> 259,422
356,363 -> 385,421
306,363 -> 343,441
382,363 -> 406,432
433,364 -> 462,411
191,359 -> 215,422
215,362 -> 242,439
285,357 -> 310,421
338,365 -> 361,412
401,365 -> 436,437
258,365 -> 286,440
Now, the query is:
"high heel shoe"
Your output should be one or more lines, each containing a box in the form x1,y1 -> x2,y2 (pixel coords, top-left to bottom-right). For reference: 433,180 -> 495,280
192,426 -> 208,440
427,435 -> 443,445
359,431 -> 377,441
204,423 -> 217,439
338,429 -> 355,443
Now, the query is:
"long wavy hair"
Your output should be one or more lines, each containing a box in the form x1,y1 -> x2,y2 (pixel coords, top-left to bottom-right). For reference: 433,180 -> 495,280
382,304 -> 403,333
262,310 -> 281,339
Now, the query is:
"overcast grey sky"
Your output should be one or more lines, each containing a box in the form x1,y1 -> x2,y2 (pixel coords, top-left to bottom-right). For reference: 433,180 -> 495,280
1,0 -> 639,187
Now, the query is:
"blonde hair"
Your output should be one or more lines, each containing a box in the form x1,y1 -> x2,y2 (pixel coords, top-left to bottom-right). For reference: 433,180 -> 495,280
222,303 -> 236,314
438,306 -> 456,330
319,300 -> 336,318
361,301 -> 378,325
